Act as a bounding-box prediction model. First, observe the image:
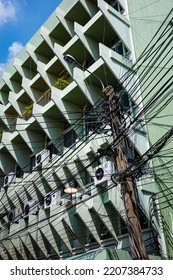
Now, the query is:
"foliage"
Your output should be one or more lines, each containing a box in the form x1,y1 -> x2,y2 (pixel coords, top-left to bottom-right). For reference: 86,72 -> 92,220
22,103 -> 33,119
54,77 -> 69,90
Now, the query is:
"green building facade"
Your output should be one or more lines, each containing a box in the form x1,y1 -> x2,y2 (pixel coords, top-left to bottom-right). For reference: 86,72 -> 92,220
128,0 -> 173,259
0,0 -> 172,259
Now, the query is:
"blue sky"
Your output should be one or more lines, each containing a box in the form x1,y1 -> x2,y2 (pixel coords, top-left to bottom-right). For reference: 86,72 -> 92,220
0,0 -> 62,72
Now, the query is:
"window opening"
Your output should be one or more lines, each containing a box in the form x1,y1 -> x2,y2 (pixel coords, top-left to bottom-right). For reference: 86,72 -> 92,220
47,142 -> 60,160
29,155 -> 35,173
111,40 -> 130,58
63,125 -> 77,149
15,165 -> 24,178
109,0 -> 125,14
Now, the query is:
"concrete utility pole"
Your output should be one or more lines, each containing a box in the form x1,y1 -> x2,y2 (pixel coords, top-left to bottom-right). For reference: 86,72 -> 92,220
63,54 -> 147,259
103,85 -> 148,260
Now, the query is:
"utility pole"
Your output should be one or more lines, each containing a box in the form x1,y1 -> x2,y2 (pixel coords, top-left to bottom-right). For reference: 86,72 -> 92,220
103,85 -> 148,260
63,54 -> 147,259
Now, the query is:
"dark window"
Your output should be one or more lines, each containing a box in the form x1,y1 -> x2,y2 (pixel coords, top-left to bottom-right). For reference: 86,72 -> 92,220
119,91 -> 130,113
47,143 -> 60,160
68,178 -> 79,189
64,128 -> 77,149
100,226 -> 112,240
84,107 -> 103,135
113,41 -> 124,55
16,166 -> 24,178
109,0 -> 124,14
82,169 -> 93,186
30,155 -> 35,173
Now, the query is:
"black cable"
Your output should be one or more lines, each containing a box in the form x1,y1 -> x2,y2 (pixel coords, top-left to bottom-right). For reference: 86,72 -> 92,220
0,9 -> 172,258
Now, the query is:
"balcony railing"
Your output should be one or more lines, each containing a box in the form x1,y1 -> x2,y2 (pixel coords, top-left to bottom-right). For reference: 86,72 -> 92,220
37,89 -> 51,106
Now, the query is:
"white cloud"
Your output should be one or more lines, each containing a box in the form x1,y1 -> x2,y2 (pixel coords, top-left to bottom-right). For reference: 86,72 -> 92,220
0,41 -> 23,72
0,62 -> 6,72
0,0 -> 17,25
8,41 -> 23,60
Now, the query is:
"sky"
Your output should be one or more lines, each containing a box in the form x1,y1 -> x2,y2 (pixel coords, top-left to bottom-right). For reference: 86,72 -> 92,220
0,0 -> 62,72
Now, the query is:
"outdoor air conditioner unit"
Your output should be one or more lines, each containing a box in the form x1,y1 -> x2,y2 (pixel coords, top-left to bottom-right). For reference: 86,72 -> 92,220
8,208 -> 21,224
44,190 -> 61,209
23,200 -> 39,217
3,172 -> 16,188
35,149 -> 49,169
94,161 -> 115,186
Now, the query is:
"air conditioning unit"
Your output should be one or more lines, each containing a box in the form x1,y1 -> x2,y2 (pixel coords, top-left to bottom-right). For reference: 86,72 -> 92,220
23,200 -> 39,217
44,190 -> 61,209
35,149 -> 49,169
3,172 -> 16,188
8,208 -> 21,224
94,161 -> 115,186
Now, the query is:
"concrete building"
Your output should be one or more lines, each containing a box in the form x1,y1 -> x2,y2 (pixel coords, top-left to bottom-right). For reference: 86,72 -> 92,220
0,0 -> 172,260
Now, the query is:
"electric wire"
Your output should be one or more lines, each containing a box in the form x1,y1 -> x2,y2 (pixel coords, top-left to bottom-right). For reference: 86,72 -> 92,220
0,9 -> 172,258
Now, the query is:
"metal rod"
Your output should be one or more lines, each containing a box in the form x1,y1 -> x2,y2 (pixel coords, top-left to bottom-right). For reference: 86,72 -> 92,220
63,54 -> 105,89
